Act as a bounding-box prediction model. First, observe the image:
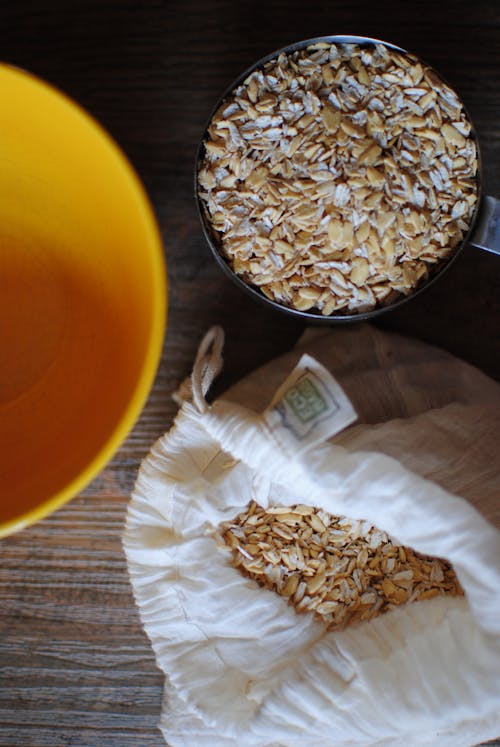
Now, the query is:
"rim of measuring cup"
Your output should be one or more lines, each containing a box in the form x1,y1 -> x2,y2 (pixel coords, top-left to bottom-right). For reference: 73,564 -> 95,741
195,35 -> 483,324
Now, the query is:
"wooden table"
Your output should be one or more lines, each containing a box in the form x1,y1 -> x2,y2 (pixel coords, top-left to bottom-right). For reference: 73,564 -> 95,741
0,1 -> 498,745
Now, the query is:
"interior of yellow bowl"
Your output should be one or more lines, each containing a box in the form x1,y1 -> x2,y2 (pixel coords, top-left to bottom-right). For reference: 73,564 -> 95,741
0,65 -> 166,537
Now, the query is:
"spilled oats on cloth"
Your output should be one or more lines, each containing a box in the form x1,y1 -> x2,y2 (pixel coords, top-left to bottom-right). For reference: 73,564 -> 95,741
124,325 -> 500,747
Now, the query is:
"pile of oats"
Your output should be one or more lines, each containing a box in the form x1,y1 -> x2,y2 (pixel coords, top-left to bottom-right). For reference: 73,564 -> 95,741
218,501 -> 463,631
198,42 -> 478,315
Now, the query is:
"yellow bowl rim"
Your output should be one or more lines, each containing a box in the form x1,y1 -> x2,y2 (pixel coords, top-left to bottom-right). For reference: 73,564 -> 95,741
0,63 -> 167,539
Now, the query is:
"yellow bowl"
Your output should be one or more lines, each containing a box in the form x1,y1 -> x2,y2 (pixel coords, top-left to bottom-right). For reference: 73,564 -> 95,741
0,65 -> 167,538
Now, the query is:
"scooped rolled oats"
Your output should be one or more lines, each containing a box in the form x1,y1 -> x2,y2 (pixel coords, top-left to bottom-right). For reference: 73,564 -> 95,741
218,501 -> 464,632
198,42 -> 479,315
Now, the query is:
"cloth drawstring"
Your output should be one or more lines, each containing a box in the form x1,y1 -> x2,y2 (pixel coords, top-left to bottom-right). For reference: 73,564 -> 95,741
173,326 -> 225,412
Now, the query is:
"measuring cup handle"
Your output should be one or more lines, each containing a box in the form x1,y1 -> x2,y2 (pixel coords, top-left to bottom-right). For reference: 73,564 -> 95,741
468,195 -> 500,255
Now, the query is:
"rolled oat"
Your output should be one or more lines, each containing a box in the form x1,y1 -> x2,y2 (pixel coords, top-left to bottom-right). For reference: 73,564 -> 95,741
218,500 -> 463,631
198,42 -> 478,315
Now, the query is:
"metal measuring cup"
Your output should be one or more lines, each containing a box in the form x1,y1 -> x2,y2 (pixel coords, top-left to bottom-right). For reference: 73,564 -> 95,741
196,35 -> 499,323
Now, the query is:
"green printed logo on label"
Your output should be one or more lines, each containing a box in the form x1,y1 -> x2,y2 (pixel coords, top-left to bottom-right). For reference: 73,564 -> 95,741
267,358 -> 356,447
283,377 -> 329,424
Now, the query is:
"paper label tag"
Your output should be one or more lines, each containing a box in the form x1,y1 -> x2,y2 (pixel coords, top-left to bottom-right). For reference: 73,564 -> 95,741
263,354 -> 357,454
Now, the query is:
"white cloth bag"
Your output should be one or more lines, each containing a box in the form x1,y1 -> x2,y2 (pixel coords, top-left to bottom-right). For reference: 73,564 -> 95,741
124,325 -> 500,747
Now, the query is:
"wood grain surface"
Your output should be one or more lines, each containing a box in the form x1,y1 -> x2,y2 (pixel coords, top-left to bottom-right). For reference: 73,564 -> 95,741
0,1 -> 499,745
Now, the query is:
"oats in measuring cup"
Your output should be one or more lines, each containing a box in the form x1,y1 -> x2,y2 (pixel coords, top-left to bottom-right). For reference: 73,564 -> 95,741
198,42 -> 478,314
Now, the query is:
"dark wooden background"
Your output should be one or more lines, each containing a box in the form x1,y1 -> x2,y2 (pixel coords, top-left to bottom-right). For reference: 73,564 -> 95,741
0,1 -> 499,745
